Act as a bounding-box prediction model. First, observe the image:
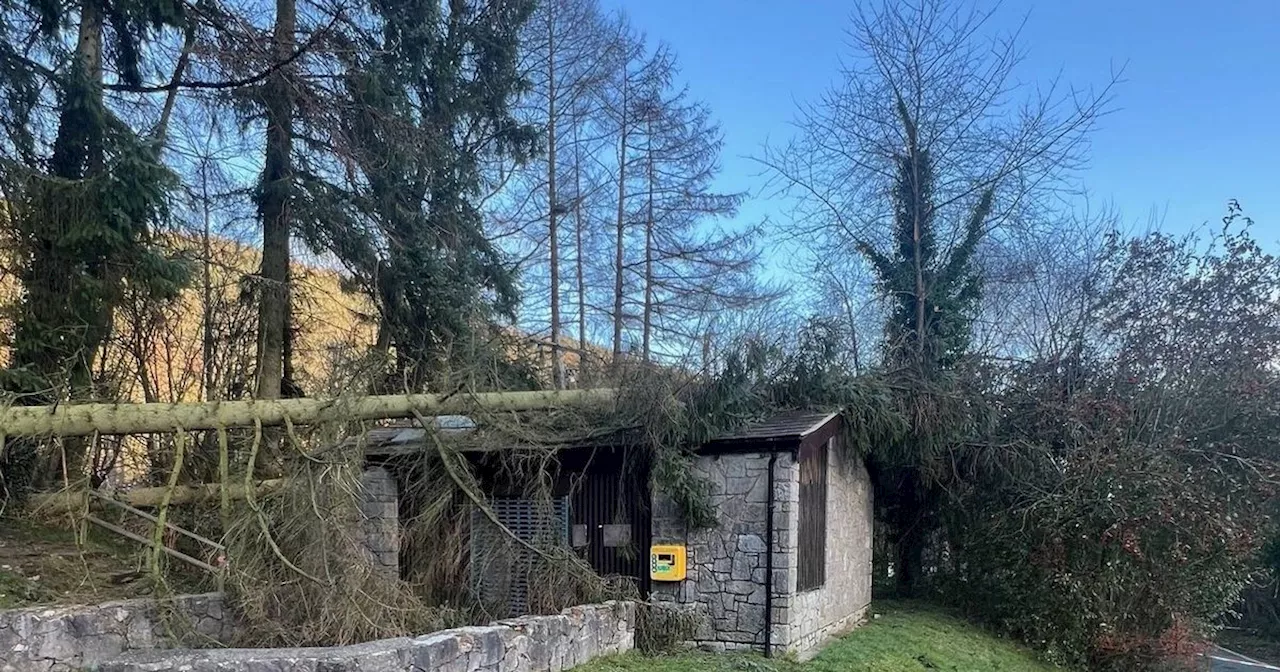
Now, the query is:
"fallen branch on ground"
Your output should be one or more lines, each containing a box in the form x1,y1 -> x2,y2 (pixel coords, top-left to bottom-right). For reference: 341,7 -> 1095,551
30,480 -> 288,514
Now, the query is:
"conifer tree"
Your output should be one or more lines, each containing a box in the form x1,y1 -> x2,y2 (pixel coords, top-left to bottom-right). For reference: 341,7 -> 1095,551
0,0 -> 189,488
329,0 -> 537,389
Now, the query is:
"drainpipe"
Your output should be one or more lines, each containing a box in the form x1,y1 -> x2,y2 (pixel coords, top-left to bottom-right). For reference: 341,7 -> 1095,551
764,451 -> 778,658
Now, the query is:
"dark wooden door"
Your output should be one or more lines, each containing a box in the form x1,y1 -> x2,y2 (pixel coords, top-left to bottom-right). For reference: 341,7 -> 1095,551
568,455 -> 651,597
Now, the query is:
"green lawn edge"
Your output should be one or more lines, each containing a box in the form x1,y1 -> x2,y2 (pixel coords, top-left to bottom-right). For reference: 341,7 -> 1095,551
581,601 -> 1060,672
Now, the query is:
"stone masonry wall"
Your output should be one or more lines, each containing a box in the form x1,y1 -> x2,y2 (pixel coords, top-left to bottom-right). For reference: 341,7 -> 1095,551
0,593 -> 232,672
651,447 -> 873,658
786,446 -> 873,659
651,452 -> 792,654
359,467 -> 400,579
95,601 -> 636,672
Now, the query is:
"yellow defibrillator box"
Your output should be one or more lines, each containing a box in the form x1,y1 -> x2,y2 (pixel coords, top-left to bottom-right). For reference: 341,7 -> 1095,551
649,544 -> 687,581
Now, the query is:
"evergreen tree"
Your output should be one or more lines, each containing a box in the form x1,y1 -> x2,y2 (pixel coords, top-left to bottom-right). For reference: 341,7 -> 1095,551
0,0 -> 189,489
326,0 -> 537,390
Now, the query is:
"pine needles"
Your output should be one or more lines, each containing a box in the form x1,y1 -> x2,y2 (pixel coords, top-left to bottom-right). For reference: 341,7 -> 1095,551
221,426 -> 441,647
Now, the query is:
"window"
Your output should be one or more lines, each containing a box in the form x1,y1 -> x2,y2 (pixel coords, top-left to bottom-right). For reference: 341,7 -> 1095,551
797,439 -> 828,591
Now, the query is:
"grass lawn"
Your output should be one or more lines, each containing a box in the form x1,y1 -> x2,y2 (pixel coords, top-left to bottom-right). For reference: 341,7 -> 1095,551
581,602 -> 1059,672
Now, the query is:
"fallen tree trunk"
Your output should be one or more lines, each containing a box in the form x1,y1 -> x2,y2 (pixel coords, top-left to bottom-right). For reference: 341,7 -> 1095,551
0,389 -> 615,438
30,480 -> 287,514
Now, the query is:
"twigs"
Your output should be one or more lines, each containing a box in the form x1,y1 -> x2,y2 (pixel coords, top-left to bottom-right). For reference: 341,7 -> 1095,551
150,429 -> 187,579
241,417 -> 328,586
413,410 -> 555,563
0,432 -> 7,516
284,415 -> 328,464
104,11 -> 344,94
217,426 -> 230,535
220,413 -> 441,647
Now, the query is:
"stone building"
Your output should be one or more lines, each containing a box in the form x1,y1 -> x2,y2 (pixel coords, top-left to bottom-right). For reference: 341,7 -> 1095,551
650,411 -> 873,659
354,409 -> 873,659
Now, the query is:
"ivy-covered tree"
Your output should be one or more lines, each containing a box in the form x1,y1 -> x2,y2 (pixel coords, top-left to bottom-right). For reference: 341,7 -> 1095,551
859,100 -> 992,376
764,0 -> 1111,597
850,98 -> 992,596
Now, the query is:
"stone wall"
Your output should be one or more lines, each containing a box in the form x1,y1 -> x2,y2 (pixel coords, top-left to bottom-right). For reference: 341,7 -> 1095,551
651,452 -> 789,653
96,601 -> 636,672
785,446 -> 873,658
0,593 -> 231,672
358,467 -> 400,579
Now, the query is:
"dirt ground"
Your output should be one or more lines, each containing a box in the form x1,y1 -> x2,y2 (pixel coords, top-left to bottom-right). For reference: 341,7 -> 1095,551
0,516 -> 203,608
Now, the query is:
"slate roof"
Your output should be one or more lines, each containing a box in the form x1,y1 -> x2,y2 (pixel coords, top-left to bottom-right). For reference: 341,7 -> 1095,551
702,409 -> 841,453
354,415 -> 637,457
351,409 -> 842,459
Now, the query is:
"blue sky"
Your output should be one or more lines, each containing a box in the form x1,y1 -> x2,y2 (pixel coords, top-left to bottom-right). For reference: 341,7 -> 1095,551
604,0 -> 1280,248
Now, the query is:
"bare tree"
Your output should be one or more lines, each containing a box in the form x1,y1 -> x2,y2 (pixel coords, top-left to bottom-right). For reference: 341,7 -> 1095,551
594,28 -> 657,362
759,0 -> 1116,596
761,0 -> 1118,357
592,36 -> 776,363
521,0 -> 615,386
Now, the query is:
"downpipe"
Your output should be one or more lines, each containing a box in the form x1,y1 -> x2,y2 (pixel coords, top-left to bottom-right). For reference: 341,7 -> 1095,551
764,451 -> 778,658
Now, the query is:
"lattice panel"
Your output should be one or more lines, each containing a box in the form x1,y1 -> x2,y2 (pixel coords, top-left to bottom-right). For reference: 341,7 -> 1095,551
469,497 -> 568,617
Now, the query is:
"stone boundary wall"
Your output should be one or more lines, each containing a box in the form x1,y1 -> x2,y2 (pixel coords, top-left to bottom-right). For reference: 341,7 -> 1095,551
0,593 -> 231,672
95,601 -> 636,672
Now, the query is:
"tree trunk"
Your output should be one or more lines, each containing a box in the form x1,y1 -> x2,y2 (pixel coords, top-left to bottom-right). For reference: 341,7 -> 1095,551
255,0 -> 296,403
641,116 -> 654,362
50,0 -> 104,180
896,527 -> 926,593
844,293 -> 862,374
281,266 -> 302,397
252,0 -> 297,476
31,481 -> 291,513
892,473 -> 927,598
200,164 -> 216,402
573,125 -> 588,379
0,389 -> 618,438
58,0 -> 106,487
611,69 -> 628,362
907,128 -> 927,368
547,10 -> 564,390
895,525 -> 925,598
